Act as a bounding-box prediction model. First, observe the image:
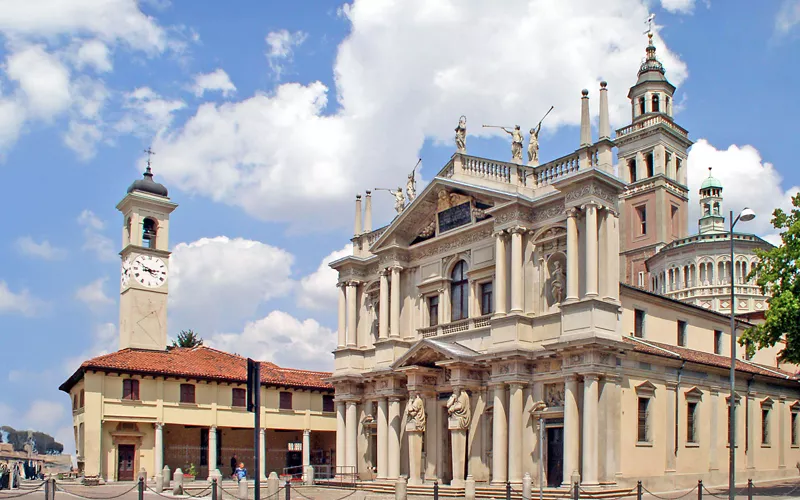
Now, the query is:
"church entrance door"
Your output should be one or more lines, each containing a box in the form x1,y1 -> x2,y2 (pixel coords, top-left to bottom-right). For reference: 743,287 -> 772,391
545,427 -> 563,488
117,445 -> 136,481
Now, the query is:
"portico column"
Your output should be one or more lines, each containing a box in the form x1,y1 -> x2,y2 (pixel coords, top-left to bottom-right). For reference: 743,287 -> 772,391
566,209 -> 579,301
346,282 -> 358,347
379,270 -> 389,340
494,232 -> 508,316
388,397 -> 401,479
390,267 -> 402,338
345,401 -> 358,473
491,384 -> 508,484
510,227 -> 524,313
508,383 -> 524,483
336,402 -> 346,473
337,284 -> 346,348
154,423 -> 164,474
585,203 -> 599,297
582,375 -> 599,486
208,426 -> 217,478
563,375 -> 580,487
377,398 -> 388,479
302,430 -> 311,471
259,428 -> 266,480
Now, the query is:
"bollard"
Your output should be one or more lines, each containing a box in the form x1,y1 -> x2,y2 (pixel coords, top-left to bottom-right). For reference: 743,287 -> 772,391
506,480 -> 512,500
138,477 -> 144,500
465,476 -> 476,500
747,479 -> 753,500
304,465 -> 314,486
522,472 -> 532,500
395,476 -> 407,500
637,481 -> 643,500
211,479 -> 217,500
434,480 -> 439,500
173,468 -> 184,496
44,477 -> 50,500
268,472 -> 279,498
285,480 -> 292,500
697,480 -> 702,500
238,476 -> 248,500
155,473 -> 163,493
573,482 -> 579,500
162,466 -> 171,489
209,469 -> 222,499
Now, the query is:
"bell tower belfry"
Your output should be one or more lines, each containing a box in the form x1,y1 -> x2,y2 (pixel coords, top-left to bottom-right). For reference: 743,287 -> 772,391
616,32 -> 693,286
116,156 -> 177,351
698,168 -> 725,234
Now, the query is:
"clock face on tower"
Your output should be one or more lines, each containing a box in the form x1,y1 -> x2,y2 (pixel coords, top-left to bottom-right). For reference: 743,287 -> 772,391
132,254 -> 168,288
121,257 -> 132,288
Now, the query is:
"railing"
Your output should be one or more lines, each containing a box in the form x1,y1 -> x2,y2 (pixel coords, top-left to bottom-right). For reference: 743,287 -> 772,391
312,465 -> 357,485
417,314 -> 493,339
616,114 -> 689,138
462,156 -> 513,183
532,152 -> 580,188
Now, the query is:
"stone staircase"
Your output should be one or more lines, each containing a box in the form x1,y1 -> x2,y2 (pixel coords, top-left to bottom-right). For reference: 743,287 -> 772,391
316,481 -> 635,499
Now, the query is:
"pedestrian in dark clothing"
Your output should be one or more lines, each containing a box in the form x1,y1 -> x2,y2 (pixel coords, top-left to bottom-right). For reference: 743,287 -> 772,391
230,455 -> 238,477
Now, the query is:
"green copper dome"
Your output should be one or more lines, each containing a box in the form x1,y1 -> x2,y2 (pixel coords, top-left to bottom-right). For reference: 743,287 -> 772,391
700,168 -> 723,191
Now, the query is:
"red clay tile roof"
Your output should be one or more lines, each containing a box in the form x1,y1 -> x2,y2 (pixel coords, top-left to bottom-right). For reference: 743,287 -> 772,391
625,337 -> 798,381
59,346 -> 332,393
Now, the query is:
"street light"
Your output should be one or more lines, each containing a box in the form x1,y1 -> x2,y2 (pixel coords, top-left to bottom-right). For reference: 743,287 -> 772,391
531,401 -> 547,500
729,207 -> 755,500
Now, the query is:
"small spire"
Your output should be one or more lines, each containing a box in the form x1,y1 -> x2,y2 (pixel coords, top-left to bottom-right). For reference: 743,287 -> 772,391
638,30 -> 665,76
143,147 -> 156,177
708,167 -> 712,178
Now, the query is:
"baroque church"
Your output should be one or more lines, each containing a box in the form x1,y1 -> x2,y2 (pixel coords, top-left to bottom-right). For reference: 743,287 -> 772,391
329,34 -> 799,491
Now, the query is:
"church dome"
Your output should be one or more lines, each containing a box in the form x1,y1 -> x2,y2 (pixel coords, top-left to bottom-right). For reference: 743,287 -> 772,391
127,167 -> 169,197
700,168 -> 723,191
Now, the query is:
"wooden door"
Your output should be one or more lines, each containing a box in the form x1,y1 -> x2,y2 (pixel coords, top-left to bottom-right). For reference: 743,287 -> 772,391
546,427 -> 563,488
117,445 -> 135,481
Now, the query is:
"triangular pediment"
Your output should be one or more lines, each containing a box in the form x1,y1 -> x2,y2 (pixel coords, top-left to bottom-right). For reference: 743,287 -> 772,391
371,176 -> 515,252
392,338 -> 480,370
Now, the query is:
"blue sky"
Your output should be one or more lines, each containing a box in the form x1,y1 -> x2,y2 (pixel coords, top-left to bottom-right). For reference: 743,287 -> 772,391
0,0 -> 798,451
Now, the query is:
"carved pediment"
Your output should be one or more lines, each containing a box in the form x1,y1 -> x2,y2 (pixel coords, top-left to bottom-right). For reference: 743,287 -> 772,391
392,338 -> 479,370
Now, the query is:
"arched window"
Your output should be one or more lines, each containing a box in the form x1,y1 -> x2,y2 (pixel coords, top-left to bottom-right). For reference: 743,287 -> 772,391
638,96 -> 646,115
450,261 -> 469,321
713,202 -> 720,215
142,218 -> 157,249
652,93 -> 660,113
665,96 -> 670,114
704,204 -> 710,216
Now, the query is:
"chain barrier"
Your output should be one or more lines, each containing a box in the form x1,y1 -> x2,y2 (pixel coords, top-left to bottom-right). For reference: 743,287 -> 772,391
55,482 -> 139,500
639,484 -> 696,500
19,482 -> 47,490
699,485 -> 729,500
0,485 -> 46,499
183,487 -> 212,498
257,486 -> 285,500
144,485 -> 183,500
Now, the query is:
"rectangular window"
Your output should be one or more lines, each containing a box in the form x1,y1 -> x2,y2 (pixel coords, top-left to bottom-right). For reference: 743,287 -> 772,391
628,159 -> 637,183
122,379 -> 140,401
687,402 -> 698,443
322,395 -> 335,413
762,409 -> 770,445
637,397 -> 650,443
714,330 -> 723,355
792,412 -> 798,446
646,152 -> 654,177
200,428 -> 208,466
231,388 -> 246,408
480,282 -> 493,316
677,320 -> 687,347
428,295 -> 439,327
280,391 -> 293,410
634,309 -> 645,338
635,205 -> 647,236
671,206 -> 679,236
80,389 -> 85,408
637,271 -> 645,288
180,384 -> 195,404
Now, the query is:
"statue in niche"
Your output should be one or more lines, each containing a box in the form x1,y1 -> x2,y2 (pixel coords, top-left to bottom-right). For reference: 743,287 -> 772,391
544,383 -> 565,407
550,260 -> 565,304
502,125 -> 524,162
455,116 -> 467,152
406,393 -> 426,432
446,388 -> 471,430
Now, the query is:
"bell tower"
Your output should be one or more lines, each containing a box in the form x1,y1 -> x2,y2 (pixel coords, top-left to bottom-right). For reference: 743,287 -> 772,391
698,168 -> 725,234
116,154 -> 177,351
617,32 -> 693,286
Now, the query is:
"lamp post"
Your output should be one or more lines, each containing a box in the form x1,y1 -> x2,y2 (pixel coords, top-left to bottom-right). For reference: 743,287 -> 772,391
532,401 -> 547,500
728,207 -> 755,500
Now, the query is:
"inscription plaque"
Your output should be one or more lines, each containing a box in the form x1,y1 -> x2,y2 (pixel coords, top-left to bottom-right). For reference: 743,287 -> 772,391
438,202 -> 472,233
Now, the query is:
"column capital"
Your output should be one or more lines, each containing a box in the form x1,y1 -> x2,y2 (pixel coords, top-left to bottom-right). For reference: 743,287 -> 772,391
565,207 -> 579,218
337,281 -> 348,289
380,267 -> 391,277
389,265 -> 404,272
210,425 -> 217,431
259,427 -> 265,436
346,400 -> 359,408
346,280 -> 361,287
583,373 -> 600,383
507,381 -> 528,389
565,373 -> 579,383
488,381 -> 507,388
510,225 -> 527,235
493,229 -> 509,240
581,201 -> 600,211
155,422 -> 164,430
303,429 -> 311,436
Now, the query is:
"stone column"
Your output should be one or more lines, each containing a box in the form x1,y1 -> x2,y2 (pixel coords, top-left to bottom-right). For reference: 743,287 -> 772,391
566,209 -> 579,301
155,423 -> 164,475
354,194 -> 362,235
388,398 -> 401,479
508,383 -> 524,483
600,375 -> 621,483
563,375 -> 580,487
665,382 -> 677,473
779,397 -> 787,469
599,81 -> 610,140
709,389 -> 719,472
379,270 -> 389,340
346,401 -> 358,473
746,393 -> 755,469
582,375 -> 599,486
407,423 -> 423,486
450,420 -> 467,487
208,426 -> 217,479
494,232 -> 508,316
585,204 -> 599,297
605,210 -> 620,300
510,227 -> 524,313
580,89 -> 591,147
390,267 -> 402,338
491,384 -> 508,484
424,395 -> 439,482
346,282 -> 358,347
302,430 -> 311,471
377,398 -> 388,480
336,402 -> 346,473
337,284 -> 346,348
260,428 -> 266,480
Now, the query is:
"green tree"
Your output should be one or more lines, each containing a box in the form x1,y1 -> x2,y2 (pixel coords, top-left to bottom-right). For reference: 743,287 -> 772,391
172,329 -> 203,348
740,193 -> 800,362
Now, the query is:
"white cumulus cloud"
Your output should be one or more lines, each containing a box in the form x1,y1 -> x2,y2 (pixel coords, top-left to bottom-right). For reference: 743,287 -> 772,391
116,86 -> 186,136
298,244 -> 352,310
660,0 -> 697,14
0,281 -> 40,316
15,236 -> 67,260
5,44 -> 72,120
64,322 -> 118,373
75,277 -> 114,310
77,209 -> 116,261
775,0 -> 800,36
73,39 -> 113,73
265,29 -> 307,80
192,69 -> 236,97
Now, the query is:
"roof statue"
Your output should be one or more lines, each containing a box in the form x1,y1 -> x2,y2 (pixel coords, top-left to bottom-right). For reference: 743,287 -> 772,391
375,187 -> 406,214
528,106 -> 553,166
406,158 -> 421,202
455,115 -> 467,152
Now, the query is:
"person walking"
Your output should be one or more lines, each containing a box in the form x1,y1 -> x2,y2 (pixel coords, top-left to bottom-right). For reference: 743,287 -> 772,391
230,454 -> 237,478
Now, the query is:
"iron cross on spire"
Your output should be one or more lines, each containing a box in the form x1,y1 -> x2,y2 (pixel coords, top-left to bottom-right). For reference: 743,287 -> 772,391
644,13 -> 655,35
144,147 -> 156,169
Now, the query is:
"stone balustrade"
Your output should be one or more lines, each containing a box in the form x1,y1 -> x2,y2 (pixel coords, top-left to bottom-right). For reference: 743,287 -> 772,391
616,114 -> 689,138
418,314 -> 492,339
532,151 -> 581,187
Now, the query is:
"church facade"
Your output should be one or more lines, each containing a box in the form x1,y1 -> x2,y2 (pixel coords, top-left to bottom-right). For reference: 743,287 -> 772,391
329,36 -> 800,490
60,167 -> 336,482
